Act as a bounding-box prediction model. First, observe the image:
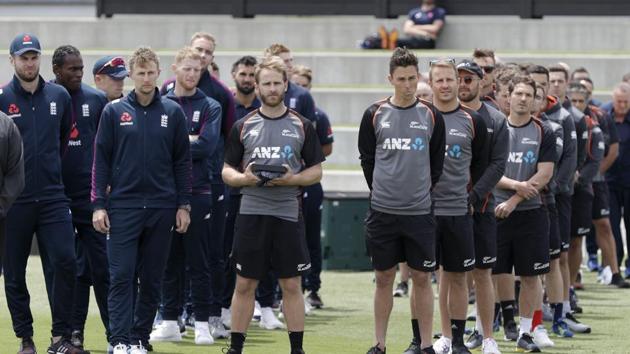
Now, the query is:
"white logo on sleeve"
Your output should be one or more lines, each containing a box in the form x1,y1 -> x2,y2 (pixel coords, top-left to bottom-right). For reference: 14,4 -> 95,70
50,102 -> 57,116
161,114 -> 168,127
82,104 -> 90,117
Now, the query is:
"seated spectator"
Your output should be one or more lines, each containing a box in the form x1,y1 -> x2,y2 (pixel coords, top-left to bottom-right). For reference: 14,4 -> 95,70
396,0 -> 446,49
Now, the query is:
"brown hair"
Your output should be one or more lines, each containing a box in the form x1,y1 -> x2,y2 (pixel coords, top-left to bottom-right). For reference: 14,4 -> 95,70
129,46 -> 159,71
548,64 -> 569,81
264,43 -> 291,57
509,75 -> 537,95
389,47 -> 418,75
472,48 -> 495,63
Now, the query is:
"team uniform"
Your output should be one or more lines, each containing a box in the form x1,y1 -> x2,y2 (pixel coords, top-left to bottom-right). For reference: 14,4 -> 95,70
57,83 -> 110,340
494,117 -> 556,276
224,108 -> 324,280
358,98 -> 445,271
471,103 -> 508,269
396,6 -> 446,49
432,105 -> 488,272
159,89 -> 221,324
0,75 -> 79,340
91,89 -> 192,346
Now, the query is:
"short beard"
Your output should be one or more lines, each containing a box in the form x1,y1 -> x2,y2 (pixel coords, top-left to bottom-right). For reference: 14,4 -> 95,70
16,70 -> 38,83
236,83 -> 254,95
260,93 -> 284,107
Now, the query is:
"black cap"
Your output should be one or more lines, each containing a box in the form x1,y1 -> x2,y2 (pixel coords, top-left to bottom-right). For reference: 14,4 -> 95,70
9,33 -> 41,56
456,59 -> 484,79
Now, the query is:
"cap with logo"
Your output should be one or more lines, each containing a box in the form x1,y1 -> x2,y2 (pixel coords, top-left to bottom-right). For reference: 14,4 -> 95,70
456,59 -> 484,79
10,33 -> 41,56
93,55 -> 128,79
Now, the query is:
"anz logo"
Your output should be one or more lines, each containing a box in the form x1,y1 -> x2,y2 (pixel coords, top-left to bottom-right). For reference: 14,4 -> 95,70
251,145 -> 294,159
507,150 -> 537,164
446,144 -> 462,159
382,137 -> 425,151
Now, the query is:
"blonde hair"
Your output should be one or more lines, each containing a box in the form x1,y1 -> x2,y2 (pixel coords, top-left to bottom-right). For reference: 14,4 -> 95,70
428,58 -> 457,81
174,46 -> 202,64
255,56 -> 287,83
292,64 -> 312,84
190,32 -> 216,47
129,46 -> 159,71
264,43 -> 290,57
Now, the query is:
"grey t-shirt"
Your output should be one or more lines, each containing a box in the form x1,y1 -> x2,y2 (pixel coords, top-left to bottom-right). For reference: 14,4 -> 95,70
224,108 -> 325,222
358,98 -> 446,215
495,117 -> 556,211
432,105 -> 488,216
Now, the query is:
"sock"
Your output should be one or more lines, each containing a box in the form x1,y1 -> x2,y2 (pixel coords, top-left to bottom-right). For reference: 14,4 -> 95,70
519,317 -> 532,337
500,300 -> 515,325
562,300 -> 570,317
531,310 -> 543,331
451,319 -> 466,346
612,272 -> 622,283
494,302 -> 501,322
289,331 -> 304,351
552,303 -> 563,323
411,319 -> 421,343
230,332 -> 246,352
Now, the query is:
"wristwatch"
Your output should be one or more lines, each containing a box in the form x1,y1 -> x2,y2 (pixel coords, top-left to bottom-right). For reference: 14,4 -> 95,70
178,204 -> 192,212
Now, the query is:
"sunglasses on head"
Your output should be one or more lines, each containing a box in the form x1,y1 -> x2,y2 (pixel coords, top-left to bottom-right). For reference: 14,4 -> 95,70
429,58 -> 456,67
96,57 -> 125,74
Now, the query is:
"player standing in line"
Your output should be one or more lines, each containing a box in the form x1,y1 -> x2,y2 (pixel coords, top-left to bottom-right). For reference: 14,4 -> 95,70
93,55 -> 128,101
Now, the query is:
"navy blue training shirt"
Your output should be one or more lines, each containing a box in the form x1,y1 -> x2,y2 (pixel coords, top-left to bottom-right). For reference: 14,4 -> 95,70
91,89 -> 192,210
314,107 -> 334,146
0,75 -> 72,204
165,88 -> 221,195
285,81 -> 316,122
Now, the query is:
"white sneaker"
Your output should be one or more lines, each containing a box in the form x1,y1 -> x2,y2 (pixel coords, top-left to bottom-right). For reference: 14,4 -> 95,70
532,325 -> 554,348
304,300 -> 312,316
259,306 -> 285,330
434,336 -> 452,354
253,301 -> 262,321
221,307 -> 232,329
194,321 -> 214,345
481,337 -> 501,354
209,316 -> 230,339
149,320 -> 182,342
598,265 -> 613,285
563,313 -> 591,333
129,343 -> 147,354
112,343 -> 129,354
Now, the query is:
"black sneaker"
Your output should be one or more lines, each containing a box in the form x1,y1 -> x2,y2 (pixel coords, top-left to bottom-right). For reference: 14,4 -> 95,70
366,344 -> 386,354
306,291 -> 324,308
516,333 -> 541,352
222,347 -> 241,354
291,350 -> 306,354
393,281 -> 409,297
71,330 -> 84,349
145,341 -> 154,352
451,344 -> 472,354
422,346 -> 436,354
504,320 -> 519,341
402,337 -> 422,354
47,338 -> 89,354
464,330 -> 482,349
612,273 -> 630,288
18,337 -> 36,354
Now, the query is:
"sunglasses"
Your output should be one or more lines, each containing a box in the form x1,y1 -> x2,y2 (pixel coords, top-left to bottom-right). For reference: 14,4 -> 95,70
481,65 -> 495,73
429,58 -> 456,67
96,57 -> 125,75
459,76 -> 475,84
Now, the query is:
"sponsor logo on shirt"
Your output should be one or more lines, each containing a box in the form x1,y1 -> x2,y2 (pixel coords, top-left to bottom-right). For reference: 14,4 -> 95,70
50,101 -> 57,116
409,121 -> 428,130
521,137 -> 539,145
380,121 -> 391,129
120,112 -> 133,126
248,129 -> 259,137
161,114 -> 168,128
577,227 -> 590,235
7,103 -> 21,119
601,208 -> 610,216
482,256 -> 496,264
382,137 -> 425,151
82,104 -> 90,117
533,262 -> 549,270
68,125 -> 80,146
423,260 -> 436,268
463,258 -> 475,267
251,146 -> 294,159
446,144 -> 462,158
297,263 -> 311,272
550,248 -> 561,256
192,110 -> 200,123
507,150 -> 537,164
281,129 -> 299,138
448,128 -> 466,138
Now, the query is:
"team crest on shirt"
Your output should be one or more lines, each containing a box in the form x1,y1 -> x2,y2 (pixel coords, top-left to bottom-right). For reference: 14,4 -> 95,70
82,104 -> 90,117
50,102 -> 57,116
120,112 -> 133,126
289,97 -> 297,109
192,110 -> 200,123
7,103 -> 21,119
161,114 -> 168,127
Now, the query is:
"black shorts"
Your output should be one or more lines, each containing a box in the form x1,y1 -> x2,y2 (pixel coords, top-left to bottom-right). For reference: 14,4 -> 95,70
231,214 -> 310,280
547,203 -> 561,260
436,214 -> 475,272
571,187 -> 594,238
365,209 -> 436,272
592,182 -> 611,220
473,212 -> 497,269
494,207 -> 550,277
555,193 -> 572,252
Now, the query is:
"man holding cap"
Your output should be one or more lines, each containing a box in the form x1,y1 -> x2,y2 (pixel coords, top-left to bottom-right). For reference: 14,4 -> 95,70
0,33 -> 87,354
93,55 -> 128,101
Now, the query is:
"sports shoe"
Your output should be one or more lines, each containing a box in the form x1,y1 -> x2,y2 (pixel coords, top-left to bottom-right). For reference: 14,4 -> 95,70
150,320 -> 182,342
503,320 -> 519,341
387,28 -> 399,50
18,337 -> 36,354
129,342 -> 147,354
612,274 -> 630,288
306,291 -> 324,308
366,344 -> 386,354
222,347 -> 240,354
481,338 -> 501,354
304,300 -> 313,316
377,25 -> 389,50
402,337 -> 422,354
260,306 -> 285,329
221,307 -> 232,329
422,347 -> 436,354
516,333 -> 541,352
112,343 -> 129,354
253,301 -> 262,321
587,254 -> 599,272
533,325 -> 555,347
209,316 -> 230,339
394,281 -> 409,297
464,330 -> 482,349
70,330 -> 84,349
451,344 -> 472,354
563,313 -> 591,333
551,320 -> 573,338
193,321 -> 214,345
47,337 -> 89,354
178,315 -> 188,335
624,266 -> 630,279
433,336 -> 452,354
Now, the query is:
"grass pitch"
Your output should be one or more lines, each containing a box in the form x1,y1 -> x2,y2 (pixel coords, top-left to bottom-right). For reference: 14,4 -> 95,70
1,256 -> 630,353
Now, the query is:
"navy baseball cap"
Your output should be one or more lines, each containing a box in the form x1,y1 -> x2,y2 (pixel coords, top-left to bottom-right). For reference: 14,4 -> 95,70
456,59 -> 484,79
92,55 -> 128,79
9,33 -> 41,56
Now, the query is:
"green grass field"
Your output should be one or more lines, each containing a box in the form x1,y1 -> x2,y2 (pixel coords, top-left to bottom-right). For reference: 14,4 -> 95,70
1,256 -> 630,353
